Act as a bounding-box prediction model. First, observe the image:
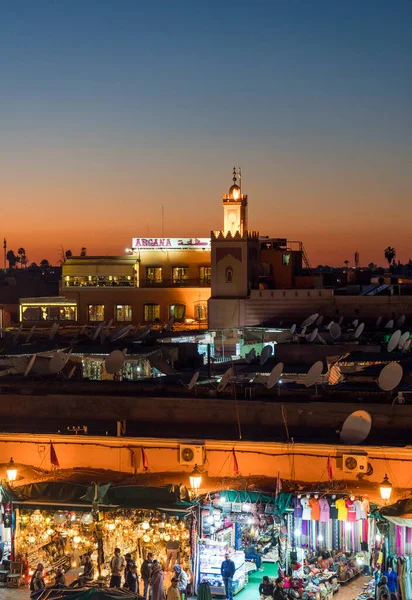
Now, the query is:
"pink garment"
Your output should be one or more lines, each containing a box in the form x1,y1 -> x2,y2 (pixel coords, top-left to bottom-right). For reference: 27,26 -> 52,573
151,568 -> 165,600
318,498 -> 330,522
345,499 -> 357,522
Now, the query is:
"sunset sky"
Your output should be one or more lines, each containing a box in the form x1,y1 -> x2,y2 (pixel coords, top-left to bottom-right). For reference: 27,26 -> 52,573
1,0 -> 411,267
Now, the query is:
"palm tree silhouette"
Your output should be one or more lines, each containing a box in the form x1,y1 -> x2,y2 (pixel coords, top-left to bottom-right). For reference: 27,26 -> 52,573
384,247 -> 396,267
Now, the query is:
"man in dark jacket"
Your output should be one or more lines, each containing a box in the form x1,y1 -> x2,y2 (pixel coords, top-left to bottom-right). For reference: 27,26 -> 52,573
141,552 -> 154,598
221,553 -> 236,600
273,577 -> 287,600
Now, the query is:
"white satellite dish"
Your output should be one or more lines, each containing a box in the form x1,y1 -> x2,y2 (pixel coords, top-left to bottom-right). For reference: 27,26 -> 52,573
338,316 -> 344,325
302,313 -> 319,327
106,319 -> 113,329
378,362 -> 403,391
260,345 -> 273,365
329,323 -> 342,340
290,324 -> 297,334
399,331 -> 410,348
164,316 -> 175,332
105,350 -> 125,374
80,324 -> 87,335
49,322 -> 59,340
301,326 -> 307,336
352,319 -> 359,328
317,334 -> 327,345
217,367 -> 232,392
134,326 -> 151,341
376,316 -> 382,327
49,352 -> 69,374
245,348 -> 256,363
354,322 -> 365,339
385,319 -> 394,330
110,324 -> 133,342
26,326 -> 36,343
305,361 -> 323,388
188,371 -> 200,390
387,330 -> 402,353
275,330 -> 291,343
24,354 -> 37,377
92,323 -> 104,341
403,339 -> 412,352
315,315 -> 324,326
307,328 -> 318,343
398,315 -> 406,327
267,363 -> 284,389
340,410 -> 372,445
326,321 -> 334,330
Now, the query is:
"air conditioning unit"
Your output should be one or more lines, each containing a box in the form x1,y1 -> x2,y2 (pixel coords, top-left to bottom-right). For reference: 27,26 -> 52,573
179,444 -> 204,466
342,454 -> 368,473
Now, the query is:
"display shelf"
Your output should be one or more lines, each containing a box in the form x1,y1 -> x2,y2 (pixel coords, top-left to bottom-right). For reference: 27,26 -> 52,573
199,546 -> 245,597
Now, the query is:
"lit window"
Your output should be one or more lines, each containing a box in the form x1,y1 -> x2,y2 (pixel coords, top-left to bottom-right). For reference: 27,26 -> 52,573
22,307 -> 41,321
199,266 -> 211,282
195,303 -> 208,322
88,305 -> 104,322
282,254 -> 291,266
146,267 -> 163,283
225,267 -> 233,283
169,304 -> 186,321
172,267 -> 189,282
144,304 -> 160,322
116,305 -> 132,322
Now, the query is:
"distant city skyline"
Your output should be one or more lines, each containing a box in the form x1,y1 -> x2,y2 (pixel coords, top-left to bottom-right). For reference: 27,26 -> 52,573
1,0 -> 411,267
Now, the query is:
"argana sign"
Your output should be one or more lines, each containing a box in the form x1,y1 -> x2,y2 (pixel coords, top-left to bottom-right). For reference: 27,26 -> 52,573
132,238 -> 211,249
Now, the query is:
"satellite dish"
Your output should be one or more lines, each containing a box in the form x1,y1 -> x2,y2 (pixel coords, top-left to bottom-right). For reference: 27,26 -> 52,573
49,352 -> 69,374
338,316 -> 344,325
307,328 -> 318,343
267,363 -> 284,389
245,348 -> 256,363
134,326 -> 151,341
80,324 -> 87,335
302,313 -> 319,327
164,316 -> 175,332
305,361 -> 323,388
387,330 -> 402,353
106,319 -> 113,329
315,315 -> 323,326
399,331 -> 410,348
378,362 -> 403,391
352,319 -> 359,328
92,323 -> 104,341
188,371 -> 200,390
67,365 -> 76,380
24,354 -> 37,377
354,322 -> 365,339
403,339 -> 412,352
376,316 -> 382,327
301,326 -> 307,336
110,324 -> 133,342
326,321 -> 334,330
340,410 -> 372,445
260,345 -> 273,365
26,326 -> 36,343
290,324 -> 297,334
275,330 -> 291,343
329,323 -> 342,340
105,350 -> 125,374
385,319 -> 394,330
217,367 -> 232,392
398,315 -> 406,327
317,334 -> 327,345
49,322 -> 59,340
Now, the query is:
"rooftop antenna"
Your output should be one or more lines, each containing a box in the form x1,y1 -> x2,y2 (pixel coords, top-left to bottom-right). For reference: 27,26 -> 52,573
238,167 -> 241,195
3,238 -> 6,270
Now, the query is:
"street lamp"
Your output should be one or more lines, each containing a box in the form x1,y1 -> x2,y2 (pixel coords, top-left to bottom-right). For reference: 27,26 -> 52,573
380,474 -> 392,502
6,458 -> 17,483
189,465 -> 202,492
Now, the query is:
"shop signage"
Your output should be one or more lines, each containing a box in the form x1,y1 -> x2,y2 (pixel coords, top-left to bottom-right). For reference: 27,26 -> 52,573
132,238 -> 211,250
231,502 -> 242,512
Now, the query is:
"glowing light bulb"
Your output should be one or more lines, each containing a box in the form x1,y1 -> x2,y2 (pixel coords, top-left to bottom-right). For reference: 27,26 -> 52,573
294,529 -> 301,537
317,534 -> 323,542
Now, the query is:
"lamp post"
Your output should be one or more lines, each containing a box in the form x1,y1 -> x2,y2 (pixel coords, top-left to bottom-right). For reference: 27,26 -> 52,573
380,474 -> 392,503
6,458 -> 17,483
189,465 -> 202,495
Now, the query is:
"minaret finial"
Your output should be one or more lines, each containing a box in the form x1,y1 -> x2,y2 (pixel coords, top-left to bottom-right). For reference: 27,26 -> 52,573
232,166 -> 237,184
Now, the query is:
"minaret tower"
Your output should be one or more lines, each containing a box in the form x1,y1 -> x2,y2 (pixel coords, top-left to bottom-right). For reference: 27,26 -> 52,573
222,167 -> 248,236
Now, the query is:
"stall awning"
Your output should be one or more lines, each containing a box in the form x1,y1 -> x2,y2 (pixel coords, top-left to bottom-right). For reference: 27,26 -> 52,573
380,498 -> 412,527
205,489 -> 292,514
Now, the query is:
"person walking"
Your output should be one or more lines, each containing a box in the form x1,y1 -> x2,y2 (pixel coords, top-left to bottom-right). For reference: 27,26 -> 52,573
30,563 -> 45,592
124,553 -> 137,590
110,548 -> 125,588
141,552 -> 154,598
150,562 -> 165,600
221,552 -> 235,600
273,577 -> 288,600
173,565 -> 188,600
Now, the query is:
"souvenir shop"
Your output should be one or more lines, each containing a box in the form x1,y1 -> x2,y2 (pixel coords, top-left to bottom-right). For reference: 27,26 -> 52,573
283,493 -> 375,599
2,483 -> 195,586
197,490 -> 291,597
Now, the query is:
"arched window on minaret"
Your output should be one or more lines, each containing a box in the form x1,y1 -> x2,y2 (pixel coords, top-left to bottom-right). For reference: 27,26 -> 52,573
225,266 -> 233,283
